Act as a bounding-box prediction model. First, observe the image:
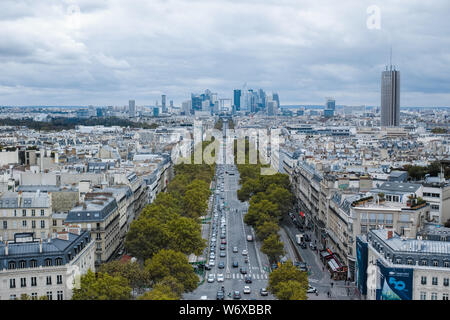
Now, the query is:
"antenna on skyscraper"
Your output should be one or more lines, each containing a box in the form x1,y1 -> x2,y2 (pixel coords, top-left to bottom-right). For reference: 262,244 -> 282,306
389,46 -> 392,71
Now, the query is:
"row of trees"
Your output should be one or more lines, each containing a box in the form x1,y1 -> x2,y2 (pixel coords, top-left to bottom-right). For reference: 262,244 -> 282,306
401,161 -> 449,181
235,138 -> 307,300
0,116 -> 158,132
235,138 -> 293,263
72,139 -> 216,300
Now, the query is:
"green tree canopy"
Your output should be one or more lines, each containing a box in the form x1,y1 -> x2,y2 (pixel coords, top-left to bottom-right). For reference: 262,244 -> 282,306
138,283 -> 179,300
255,220 -> 280,241
273,280 -> 308,300
261,233 -> 285,263
268,261 -> 308,300
167,216 -> 206,255
72,270 -> 132,300
97,260 -> 150,290
125,217 -> 171,261
144,249 -> 199,293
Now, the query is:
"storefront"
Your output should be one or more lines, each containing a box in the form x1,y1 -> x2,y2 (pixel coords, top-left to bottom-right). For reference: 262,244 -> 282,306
320,249 -> 348,280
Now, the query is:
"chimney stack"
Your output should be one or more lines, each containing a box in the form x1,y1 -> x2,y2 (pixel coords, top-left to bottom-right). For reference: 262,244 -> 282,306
387,230 -> 393,240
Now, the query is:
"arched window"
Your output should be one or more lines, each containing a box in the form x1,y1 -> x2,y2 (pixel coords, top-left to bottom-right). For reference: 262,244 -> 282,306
18,260 -> 27,269
44,258 -> 52,267
55,258 -> 63,266
8,261 -> 16,269
30,259 -> 38,268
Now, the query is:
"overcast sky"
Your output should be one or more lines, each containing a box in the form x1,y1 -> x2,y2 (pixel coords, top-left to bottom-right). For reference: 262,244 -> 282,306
1,0 -> 449,107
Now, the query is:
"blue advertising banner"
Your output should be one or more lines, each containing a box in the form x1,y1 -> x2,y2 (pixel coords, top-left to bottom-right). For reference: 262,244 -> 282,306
355,236 -> 368,295
376,260 -> 413,300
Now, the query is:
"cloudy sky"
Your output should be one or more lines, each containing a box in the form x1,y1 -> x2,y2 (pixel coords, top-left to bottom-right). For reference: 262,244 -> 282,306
1,0 -> 449,107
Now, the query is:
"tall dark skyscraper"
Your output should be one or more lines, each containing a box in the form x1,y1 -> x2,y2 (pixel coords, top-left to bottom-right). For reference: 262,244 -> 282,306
233,89 -> 241,111
381,66 -> 400,127
161,94 -> 167,113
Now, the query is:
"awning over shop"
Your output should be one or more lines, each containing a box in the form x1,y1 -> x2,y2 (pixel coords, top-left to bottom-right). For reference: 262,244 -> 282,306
327,260 -> 338,272
327,259 -> 340,272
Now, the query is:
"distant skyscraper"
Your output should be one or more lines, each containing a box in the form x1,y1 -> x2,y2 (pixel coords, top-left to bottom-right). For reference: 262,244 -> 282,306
267,101 -> 277,116
381,66 -> 400,127
240,83 -> 249,112
161,95 -> 167,113
272,93 -> 280,109
182,100 -> 192,115
128,100 -> 136,117
324,98 -> 335,117
326,98 -> 336,110
233,90 -> 241,111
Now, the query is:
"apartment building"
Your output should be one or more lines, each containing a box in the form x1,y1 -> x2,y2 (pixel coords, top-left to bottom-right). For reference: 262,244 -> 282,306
0,191 -> 53,241
0,228 -> 95,300
65,193 -> 120,267
357,229 -> 450,300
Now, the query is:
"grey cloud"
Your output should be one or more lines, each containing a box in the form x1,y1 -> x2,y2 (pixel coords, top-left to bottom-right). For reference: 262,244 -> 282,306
0,0 -> 449,106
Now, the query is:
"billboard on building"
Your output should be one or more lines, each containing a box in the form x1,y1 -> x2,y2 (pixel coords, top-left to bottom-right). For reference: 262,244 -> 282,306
355,236 -> 368,295
375,260 -> 413,300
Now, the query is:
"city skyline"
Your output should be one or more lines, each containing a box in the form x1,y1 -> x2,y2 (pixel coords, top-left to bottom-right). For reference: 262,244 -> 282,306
0,1 -> 450,107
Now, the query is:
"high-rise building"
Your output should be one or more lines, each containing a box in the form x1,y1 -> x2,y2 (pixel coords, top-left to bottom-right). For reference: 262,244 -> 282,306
233,89 -> 241,111
161,95 -> 167,113
182,100 -> 192,115
128,100 -> 136,117
381,66 -> 400,127
324,98 -> 335,117
267,101 -> 277,116
326,98 -> 336,110
272,93 -> 280,109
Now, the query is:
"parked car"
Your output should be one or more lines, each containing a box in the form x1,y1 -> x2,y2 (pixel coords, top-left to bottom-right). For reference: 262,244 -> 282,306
310,243 -> 317,250
220,251 -> 226,257
220,244 -> 226,250
221,239 -> 227,244
204,263 -> 212,270
209,259 -> 215,266
307,286 -> 317,293
260,288 -> 269,296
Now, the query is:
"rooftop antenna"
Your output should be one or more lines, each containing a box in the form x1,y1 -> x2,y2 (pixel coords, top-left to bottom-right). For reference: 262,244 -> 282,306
390,46 -> 392,71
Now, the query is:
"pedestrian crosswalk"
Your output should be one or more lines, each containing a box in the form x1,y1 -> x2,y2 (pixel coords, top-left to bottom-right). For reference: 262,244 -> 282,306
212,272 -> 268,280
